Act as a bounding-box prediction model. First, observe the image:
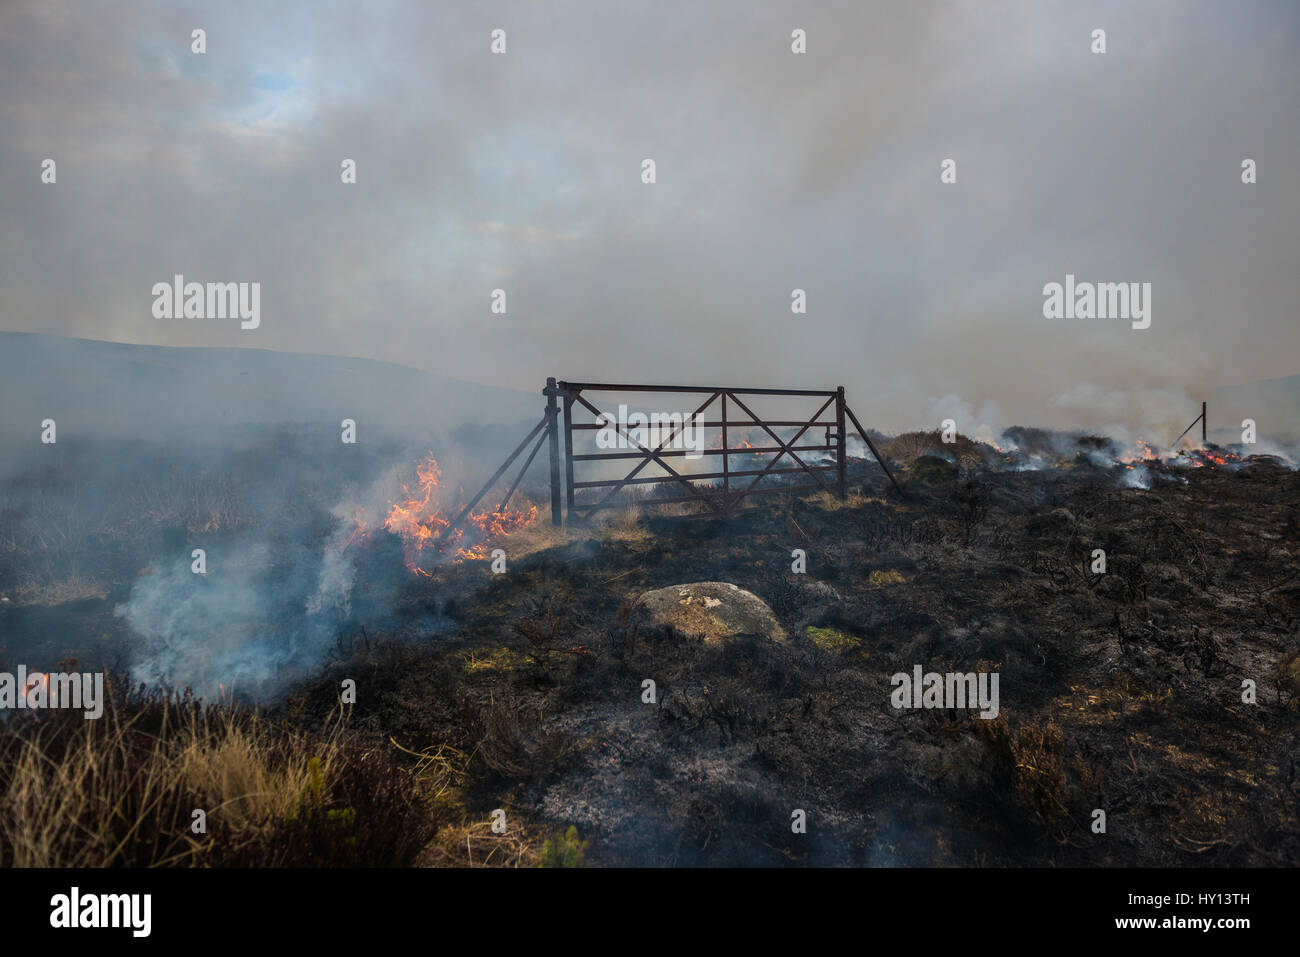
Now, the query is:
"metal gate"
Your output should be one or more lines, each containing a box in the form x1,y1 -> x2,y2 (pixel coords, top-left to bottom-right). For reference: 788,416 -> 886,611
552,380 -> 842,523
436,377 -> 900,548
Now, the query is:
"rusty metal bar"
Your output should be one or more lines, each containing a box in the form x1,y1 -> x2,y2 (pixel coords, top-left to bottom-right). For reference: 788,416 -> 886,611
496,428 -> 548,514
545,378 -> 562,526
1171,402 -> 1206,449
436,413 -> 551,551
835,385 -> 847,500
569,420 -> 837,430
569,444 -> 835,461
570,390 -> 723,518
573,463 -> 838,489
563,389 -> 576,521
727,391 -> 837,496
842,402 -> 904,496
570,481 -> 828,512
560,382 -> 836,397
721,392 -> 730,513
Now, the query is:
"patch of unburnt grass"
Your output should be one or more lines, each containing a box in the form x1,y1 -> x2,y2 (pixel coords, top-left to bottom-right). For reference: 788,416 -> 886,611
0,678 -> 432,867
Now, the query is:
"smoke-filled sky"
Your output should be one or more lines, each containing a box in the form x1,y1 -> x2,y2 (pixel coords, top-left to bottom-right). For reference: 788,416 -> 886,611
2,0 -> 1298,438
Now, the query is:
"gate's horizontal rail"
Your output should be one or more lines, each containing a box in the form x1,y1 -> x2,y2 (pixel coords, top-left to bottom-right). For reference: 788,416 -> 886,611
569,481 -> 828,511
569,420 -> 838,430
574,463 -> 837,488
570,444 -> 835,461
559,382 -> 837,397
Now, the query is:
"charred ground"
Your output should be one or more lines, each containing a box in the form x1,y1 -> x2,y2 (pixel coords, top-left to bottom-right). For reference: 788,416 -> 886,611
291,453 -> 1300,866
2,435 -> 1298,866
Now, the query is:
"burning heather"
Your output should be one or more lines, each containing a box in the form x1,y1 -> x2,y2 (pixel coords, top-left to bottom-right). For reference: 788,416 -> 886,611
984,429 -> 1296,479
104,445 -> 540,701
373,452 -> 537,569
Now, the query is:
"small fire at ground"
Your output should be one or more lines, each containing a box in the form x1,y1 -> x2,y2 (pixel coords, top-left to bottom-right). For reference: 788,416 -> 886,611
1115,439 -> 1250,470
349,453 -> 536,572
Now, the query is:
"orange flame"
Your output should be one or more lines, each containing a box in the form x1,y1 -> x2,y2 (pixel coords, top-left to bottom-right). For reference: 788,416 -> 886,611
350,452 -> 538,573
1117,439 -> 1245,470
707,433 -> 758,451
383,455 -> 451,554
1117,438 -> 1160,465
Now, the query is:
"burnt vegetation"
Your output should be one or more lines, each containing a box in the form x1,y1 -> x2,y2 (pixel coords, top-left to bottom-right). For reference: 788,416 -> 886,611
1,429 -> 1299,866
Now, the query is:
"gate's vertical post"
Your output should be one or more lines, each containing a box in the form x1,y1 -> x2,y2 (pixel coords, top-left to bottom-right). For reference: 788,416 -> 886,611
1202,401 -> 1207,445
545,377 -> 562,526
721,392 -> 730,513
563,390 -> 576,522
835,386 -> 847,500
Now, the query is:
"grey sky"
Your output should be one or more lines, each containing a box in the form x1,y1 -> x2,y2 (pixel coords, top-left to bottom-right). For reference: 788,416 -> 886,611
2,0 -> 1297,439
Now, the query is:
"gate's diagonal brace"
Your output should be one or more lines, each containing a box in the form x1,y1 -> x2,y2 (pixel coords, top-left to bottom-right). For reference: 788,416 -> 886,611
726,392 -> 836,499
434,413 -> 550,552
574,390 -> 723,517
842,402 -> 905,496
496,427 -> 549,514
574,389 -> 721,516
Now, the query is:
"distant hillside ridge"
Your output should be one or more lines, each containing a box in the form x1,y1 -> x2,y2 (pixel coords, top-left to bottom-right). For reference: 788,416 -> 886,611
0,331 -> 538,447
